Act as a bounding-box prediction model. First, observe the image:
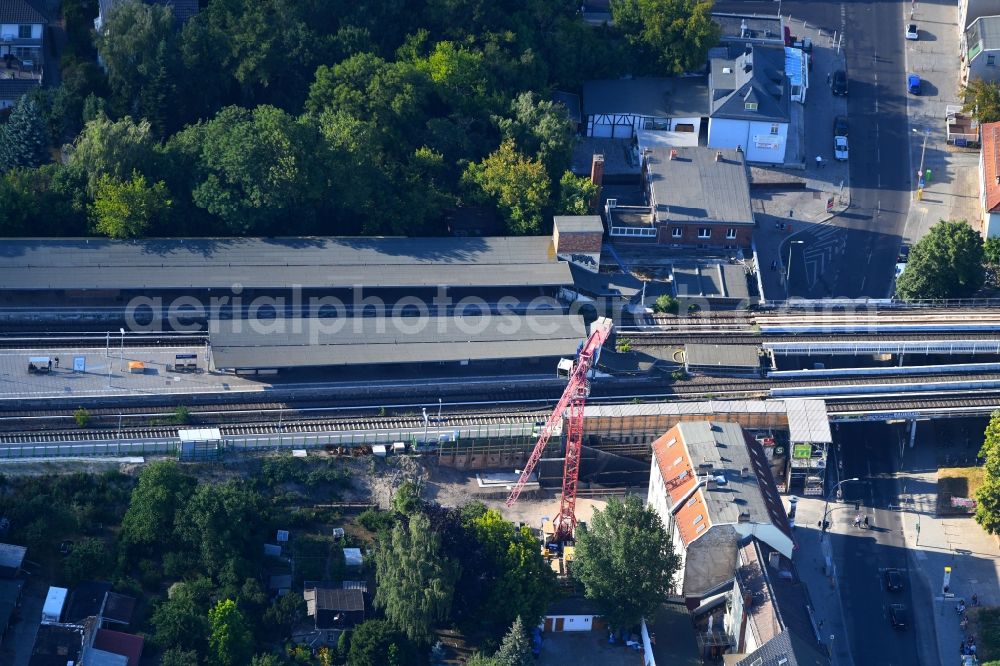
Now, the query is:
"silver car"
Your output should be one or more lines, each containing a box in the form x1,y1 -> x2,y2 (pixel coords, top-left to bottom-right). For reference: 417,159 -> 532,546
834,135 -> 849,161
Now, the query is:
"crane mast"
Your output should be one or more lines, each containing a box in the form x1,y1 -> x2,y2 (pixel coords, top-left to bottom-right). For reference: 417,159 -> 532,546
505,317 -> 613,541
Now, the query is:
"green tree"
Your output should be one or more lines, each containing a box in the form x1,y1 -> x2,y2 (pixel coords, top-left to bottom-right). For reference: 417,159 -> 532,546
573,495 -> 680,630
208,599 -> 254,666
120,461 -> 195,553
557,171 -> 599,215
263,589 -> 306,638
963,78 -> 1000,124
95,0 -> 178,130
151,594 -> 210,654
392,481 -> 422,515
895,220 -> 985,300
347,619 -> 417,666
413,38 -> 490,111
976,411 -> 1000,534
250,654 -> 283,666
160,647 -> 201,666
0,95 -> 50,170
653,294 -> 679,314
67,114 -> 159,195
374,512 -> 458,643
469,509 -> 556,633
611,0 -> 720,74
463,139 -> 551,235
174,480 -> 266,578
496,92 -> 576,180
495,616 -> 533,666
63,537 -> 111,585
91,171 -> 172,239
985,237 -> 1000,266
170,105 -> 325,234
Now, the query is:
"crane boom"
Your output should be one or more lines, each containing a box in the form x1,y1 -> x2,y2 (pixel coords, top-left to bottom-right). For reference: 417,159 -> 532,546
505,317 -> 613,541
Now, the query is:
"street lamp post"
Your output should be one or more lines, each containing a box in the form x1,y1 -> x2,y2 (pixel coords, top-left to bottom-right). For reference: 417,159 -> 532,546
786,240 -> 804,285
821,477 -> 861,540
119,327 -> 125,372
913,128 -> 930,198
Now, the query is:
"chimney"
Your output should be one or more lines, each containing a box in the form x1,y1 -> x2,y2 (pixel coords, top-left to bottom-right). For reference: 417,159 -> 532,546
715,150 -> 723,162
737,511 -> 751,523
590,154 -> 605,210
736,144 -> 743,154
741,466 -> 750,479
669,149 -> 678,160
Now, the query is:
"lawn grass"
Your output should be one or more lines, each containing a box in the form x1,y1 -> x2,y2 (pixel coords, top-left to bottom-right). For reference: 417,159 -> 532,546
937,467 -> 985,516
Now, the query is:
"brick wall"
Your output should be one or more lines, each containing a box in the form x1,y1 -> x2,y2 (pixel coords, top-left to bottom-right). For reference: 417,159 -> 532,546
655,223 -> 754,248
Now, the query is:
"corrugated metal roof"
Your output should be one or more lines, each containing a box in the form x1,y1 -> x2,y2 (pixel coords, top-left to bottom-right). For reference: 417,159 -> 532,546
210,314 -> 586,369
783,399 -> 832,444
0,237 -> 572,290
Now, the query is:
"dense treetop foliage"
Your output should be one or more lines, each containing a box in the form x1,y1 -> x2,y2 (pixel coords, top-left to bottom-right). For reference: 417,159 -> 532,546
0,0 -> 717,238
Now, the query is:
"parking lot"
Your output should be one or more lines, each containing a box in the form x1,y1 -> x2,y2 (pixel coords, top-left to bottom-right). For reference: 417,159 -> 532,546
538,631 -> 642,666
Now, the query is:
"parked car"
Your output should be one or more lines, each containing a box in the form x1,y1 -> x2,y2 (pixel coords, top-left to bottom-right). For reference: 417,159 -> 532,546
884,568 -> 904,592
897,245 -> 910,264
889,603 -> 908,629
834,135 -> 849,161
908,73 -> 922,95
906,24 -> 919,40
832,69 -> 848,95
833,115 -> 849,136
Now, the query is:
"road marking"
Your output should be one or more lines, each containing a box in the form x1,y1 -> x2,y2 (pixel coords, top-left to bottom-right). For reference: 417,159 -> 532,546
875,99 -> 878,113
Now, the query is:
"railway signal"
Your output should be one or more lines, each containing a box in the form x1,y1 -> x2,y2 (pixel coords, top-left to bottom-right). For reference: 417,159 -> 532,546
505,317 -> 614,542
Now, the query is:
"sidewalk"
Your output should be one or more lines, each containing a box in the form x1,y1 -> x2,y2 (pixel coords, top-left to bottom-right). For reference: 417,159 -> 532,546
903,0 -> 980,243
786,495 -> 856,666
899,434 -> 1000,665
753,17 -> 851,301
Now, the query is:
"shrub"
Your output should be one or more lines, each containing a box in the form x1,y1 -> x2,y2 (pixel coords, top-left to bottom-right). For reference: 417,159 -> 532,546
357,508 -> 395,535
653,294 -> 678,314
615,337 -> 632,353
74,407 -> 91,428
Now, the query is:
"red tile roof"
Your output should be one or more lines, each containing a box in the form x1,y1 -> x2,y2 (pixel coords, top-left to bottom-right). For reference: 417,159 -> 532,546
983,122 -> 1000,213
93,629 -> 143,666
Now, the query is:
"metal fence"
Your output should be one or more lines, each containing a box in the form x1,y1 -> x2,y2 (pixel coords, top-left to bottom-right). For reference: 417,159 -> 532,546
0,422 -> 541,460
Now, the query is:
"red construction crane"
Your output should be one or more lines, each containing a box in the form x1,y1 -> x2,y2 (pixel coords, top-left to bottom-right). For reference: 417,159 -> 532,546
505,317 -> 614,541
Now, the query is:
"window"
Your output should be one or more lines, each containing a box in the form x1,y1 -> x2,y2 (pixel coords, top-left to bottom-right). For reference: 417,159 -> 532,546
698,228 -> 711,239
673,456 -> 684,466
610,226 -> 655,238
696,523 -> 707,533
672,227 -> 682,238
666,437 -> 677,447
17,25 -> 31,39
693,514 -> 703,525
745,102 -> 758,111
770,123 -> 779,135
990,55 -> 997,66
726,228 -> 737,239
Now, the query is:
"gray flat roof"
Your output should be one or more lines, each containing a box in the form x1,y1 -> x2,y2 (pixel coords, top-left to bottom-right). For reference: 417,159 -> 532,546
686,344 -> 761,368
0,237 -> 572,290
582,77 -> 710,118
673,262 -> 752,300
210,314 -> 587,369
554,215 -> 603,234
647,147 -> 754,226
713,12 -> 783,43
0,543 -> 26,571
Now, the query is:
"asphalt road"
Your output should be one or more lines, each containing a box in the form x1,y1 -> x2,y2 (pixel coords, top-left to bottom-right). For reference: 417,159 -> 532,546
834,423 -> 924,666
716,0 -> 911,298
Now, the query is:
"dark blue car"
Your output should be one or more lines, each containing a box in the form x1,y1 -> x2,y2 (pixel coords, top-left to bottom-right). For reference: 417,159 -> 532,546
907,74 -> 921,95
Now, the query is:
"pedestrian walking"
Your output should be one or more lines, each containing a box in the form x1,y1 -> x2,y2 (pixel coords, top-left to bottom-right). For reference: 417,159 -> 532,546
770,260 -> 777,271
853,514 -> 861,528
816,155 -> 824,168
973,593 -> 979,606
863,515 -> 869,528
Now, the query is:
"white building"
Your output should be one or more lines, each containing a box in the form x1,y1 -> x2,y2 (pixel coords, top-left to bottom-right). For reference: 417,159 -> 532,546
708,44 -> 792,164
